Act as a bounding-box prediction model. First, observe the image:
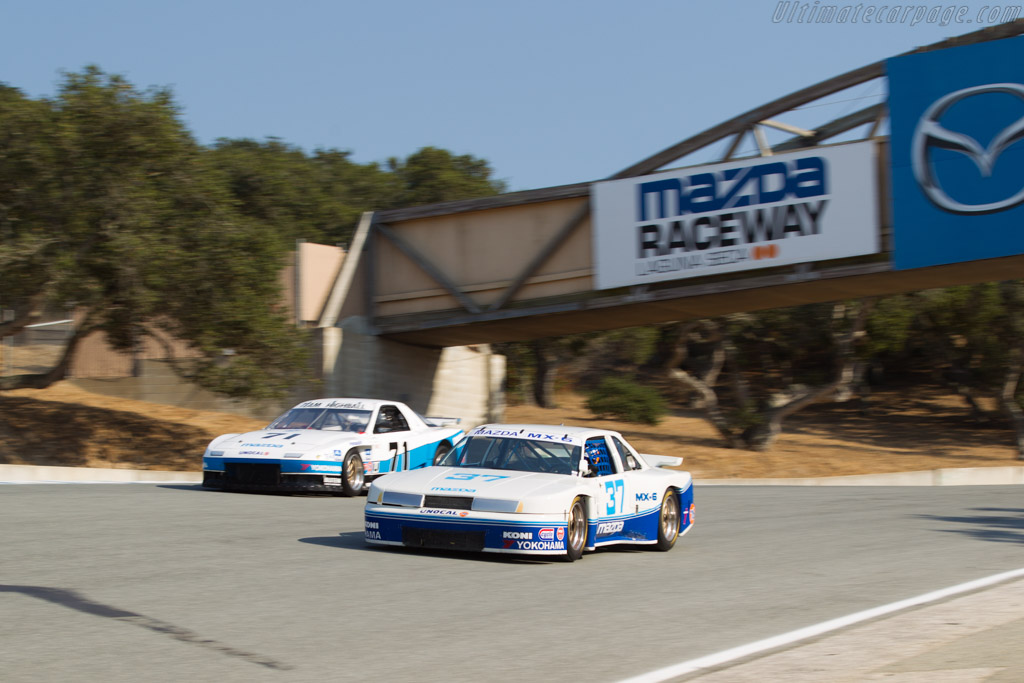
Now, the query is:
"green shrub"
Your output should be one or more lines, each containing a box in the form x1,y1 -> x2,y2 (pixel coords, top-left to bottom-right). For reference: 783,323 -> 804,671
585,377 -> 667,425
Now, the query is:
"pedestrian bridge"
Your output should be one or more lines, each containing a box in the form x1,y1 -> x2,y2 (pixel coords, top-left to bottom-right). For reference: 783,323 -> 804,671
317,22 -> 1023,353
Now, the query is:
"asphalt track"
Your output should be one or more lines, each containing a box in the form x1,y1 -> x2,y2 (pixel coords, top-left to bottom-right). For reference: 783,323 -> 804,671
2,484 -> 1023,682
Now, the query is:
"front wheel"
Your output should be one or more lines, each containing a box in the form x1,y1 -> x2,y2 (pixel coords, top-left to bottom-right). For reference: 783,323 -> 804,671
432,441 -> 451,465
565,497 -> 587,562
655,489 -> 680,551
340,449 -> 365,497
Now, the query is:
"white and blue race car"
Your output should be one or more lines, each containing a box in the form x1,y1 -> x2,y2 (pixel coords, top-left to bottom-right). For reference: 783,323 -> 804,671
364,424 -> 694,561
202,398 -> 463,496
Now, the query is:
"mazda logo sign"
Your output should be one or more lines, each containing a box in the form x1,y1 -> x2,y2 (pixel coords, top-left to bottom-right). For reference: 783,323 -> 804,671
911,82 -> 1024,215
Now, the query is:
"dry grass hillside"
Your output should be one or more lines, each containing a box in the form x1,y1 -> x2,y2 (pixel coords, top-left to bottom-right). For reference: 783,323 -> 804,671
505,390 -> 1022,479
1,381 -> 1022,478
0,383 -> 266,471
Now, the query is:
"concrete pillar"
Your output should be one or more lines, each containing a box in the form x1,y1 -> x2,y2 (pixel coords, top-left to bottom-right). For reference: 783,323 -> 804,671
323,316 -> 505,427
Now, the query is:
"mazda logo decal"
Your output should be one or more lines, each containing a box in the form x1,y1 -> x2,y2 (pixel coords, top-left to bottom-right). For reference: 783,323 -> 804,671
911,82 -> 1024,215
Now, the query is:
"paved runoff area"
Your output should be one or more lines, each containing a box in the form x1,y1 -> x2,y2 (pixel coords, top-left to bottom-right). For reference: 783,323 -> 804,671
626,572 -> 1024,682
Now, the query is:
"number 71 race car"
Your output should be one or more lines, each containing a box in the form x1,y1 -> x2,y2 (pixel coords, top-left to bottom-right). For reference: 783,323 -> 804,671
202,398 -> 463,495
364,424 -> 694,561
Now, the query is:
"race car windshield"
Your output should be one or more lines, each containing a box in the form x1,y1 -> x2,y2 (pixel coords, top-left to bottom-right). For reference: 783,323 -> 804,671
266,408 -> 372,433
437,436 -> 581,475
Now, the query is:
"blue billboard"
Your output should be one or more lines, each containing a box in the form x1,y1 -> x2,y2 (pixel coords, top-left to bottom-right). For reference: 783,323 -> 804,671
888,37 -> 1024,270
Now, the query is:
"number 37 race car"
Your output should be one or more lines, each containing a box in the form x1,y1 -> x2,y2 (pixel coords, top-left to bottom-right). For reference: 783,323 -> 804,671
364,424 -> 694,561
201,398 -> 463,496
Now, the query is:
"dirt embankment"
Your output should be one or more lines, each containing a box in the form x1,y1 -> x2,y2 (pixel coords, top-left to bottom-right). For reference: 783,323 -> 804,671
0,383 -> 266,471
1,382 -> 1021,477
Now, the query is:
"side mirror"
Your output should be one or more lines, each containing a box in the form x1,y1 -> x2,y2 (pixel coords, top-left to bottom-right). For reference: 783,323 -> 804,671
578,457 -> 596,478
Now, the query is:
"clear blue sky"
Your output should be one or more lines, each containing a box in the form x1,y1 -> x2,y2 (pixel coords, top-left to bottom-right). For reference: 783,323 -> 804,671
3,1 -> 1016,191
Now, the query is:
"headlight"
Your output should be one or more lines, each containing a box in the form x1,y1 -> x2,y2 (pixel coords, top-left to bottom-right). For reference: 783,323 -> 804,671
283,453 -> 302,459
208,451 -> 224,457
381,491 -> 424,507
472,498 -> 523,514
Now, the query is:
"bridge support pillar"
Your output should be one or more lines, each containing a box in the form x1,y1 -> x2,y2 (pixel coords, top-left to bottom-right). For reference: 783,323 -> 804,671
321,317 -> 504,427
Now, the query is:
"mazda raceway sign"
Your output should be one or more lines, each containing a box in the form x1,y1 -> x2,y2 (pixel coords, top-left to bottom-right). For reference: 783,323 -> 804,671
888,36 -> 1024,270
591,35 -> 1024,290
591,142 -> 880,290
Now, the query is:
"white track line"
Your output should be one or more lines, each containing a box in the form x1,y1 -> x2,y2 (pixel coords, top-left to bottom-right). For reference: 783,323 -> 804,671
619,566 -> 1024,683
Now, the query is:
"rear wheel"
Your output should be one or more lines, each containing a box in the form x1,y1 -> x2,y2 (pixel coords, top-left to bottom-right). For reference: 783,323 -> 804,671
340,449 -> 365,497
655,489 -> 680,551
565,497 -> 587,562
432,441 -> 451,466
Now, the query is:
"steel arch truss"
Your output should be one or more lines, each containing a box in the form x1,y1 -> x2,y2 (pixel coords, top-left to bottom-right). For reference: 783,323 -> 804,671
331,20 -> 1024,344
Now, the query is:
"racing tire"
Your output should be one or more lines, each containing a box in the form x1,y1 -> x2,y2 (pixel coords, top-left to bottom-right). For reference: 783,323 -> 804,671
432,441 -> 451,466
564,497 -> 587,562
340,449 -> 365,497
655,489 -> 681,551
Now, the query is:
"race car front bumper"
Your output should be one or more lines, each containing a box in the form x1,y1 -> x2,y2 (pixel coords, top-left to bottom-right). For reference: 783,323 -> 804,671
202,459 -> 349,494
364,505 -> 570,555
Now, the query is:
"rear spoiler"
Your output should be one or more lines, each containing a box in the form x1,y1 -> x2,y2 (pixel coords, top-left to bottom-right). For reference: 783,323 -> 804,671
425,416 -> 461,428
640,453 -> 683,468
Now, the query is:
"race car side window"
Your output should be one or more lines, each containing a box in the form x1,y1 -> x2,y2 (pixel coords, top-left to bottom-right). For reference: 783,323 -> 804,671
374,405 -> 410,434
602,436 -> 628,473
584,438 -> 616,477
612,437 -> 643,471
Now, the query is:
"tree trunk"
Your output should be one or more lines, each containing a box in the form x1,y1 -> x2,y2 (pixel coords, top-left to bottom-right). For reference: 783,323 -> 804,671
664,322 -> 742,448
998,345 -> 1024,459
531,339 -> 559,408
743,384 -> 828,451
0,316 -> 94,391
944,364 -> 988,422
689,341 -> 725,409
667,367 -> 741,448
723,336 -> 750,409
744,298 -> 876,451
0,290 -> 47,338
